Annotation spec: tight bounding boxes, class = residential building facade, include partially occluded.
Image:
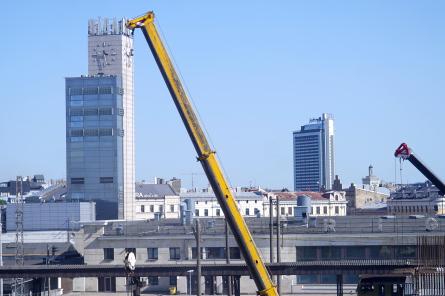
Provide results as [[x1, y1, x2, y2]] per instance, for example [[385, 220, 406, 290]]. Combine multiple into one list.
[[265, 191, 347, 218], [135, 183, 180, 220], [181, 189, 264, 218], [293, 113, 335, 191], [387, 182, 445, 215]]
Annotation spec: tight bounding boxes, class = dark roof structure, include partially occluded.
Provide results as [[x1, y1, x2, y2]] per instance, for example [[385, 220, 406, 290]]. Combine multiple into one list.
[[135, 183, 177, 199]]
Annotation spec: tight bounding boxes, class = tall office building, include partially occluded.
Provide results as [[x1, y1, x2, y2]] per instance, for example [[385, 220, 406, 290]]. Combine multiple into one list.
[[293, 113, 335, 191], [66, 18, 135, 220]]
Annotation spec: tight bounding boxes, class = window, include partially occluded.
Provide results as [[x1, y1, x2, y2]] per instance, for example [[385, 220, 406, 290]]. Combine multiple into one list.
[[216, 209, 221, 216], [169, 247, 180, 260], [84, 108, 98, 116], [84, 128, 99, 136], [288, 207, 292, 215], [207, 247, 225, 259], [70, 88, 82, 96], [147, 248, 158, 260], [70, 121, 83, 128], [150, 205, 154, 212], [323, 206, 327, 214], [99, 128, 113, 136], [99, 86, 112, 94], [141, 205, 145, 213], [169, 276, 177, 286], [70, 109, 83, 116], [195, 209, 199, 216], [103, 248, 114, 260], [148, 276, 159, 285], [170, 205, 174, 212], [98, 277, 116, 292], [335, 206, 339, 214], [70, 100, 83, 107], [280, 207, 285, 215], [204, 209, 209, 216], [245, 208, 250, 216], [159, 205, 163, 213], [70, 115, 83, 122], [191, 247, 203, 259], [71, 177, 84, 184], [229, 247, 241, 259], [84, 87, 98, 95], [100, 177, 113, 184], [70, 129, 84, 137], [316, 207, 320, 215]]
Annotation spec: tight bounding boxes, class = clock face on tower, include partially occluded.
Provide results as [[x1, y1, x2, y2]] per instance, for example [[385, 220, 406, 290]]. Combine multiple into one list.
[[91, 42, 118, 72]]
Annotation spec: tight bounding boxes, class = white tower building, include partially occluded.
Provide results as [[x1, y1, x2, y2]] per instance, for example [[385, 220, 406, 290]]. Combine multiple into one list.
[[88, 18, 135, 220]]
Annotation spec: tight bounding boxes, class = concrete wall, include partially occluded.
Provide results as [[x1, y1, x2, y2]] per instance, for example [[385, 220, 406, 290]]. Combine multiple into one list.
[[6, 202, 95, 231]]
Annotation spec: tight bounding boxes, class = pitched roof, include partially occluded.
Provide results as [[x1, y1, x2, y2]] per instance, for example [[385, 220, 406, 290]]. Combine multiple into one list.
[[135, 183, 177, 198]]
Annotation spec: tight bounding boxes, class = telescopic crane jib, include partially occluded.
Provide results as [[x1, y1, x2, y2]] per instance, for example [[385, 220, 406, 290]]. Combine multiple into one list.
[[394, 143, 445, 195], [126, 11, 278, 296]]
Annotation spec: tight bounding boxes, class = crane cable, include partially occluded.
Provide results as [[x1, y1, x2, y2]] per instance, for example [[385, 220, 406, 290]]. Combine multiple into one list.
[[155, 18, 237, 191]]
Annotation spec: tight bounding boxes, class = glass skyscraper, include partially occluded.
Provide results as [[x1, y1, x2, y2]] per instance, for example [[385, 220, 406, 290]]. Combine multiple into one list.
[[293, 113, 335, 191], [66, 76, 124, 220], [66, 18, 135, 220]]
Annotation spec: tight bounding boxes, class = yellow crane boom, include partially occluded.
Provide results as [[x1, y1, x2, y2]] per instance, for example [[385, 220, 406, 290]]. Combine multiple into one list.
[[127, 11, 278, 296]]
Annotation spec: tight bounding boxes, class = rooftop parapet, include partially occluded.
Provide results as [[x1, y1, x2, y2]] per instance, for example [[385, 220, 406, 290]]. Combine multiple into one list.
[[88, 17, 132, 37]]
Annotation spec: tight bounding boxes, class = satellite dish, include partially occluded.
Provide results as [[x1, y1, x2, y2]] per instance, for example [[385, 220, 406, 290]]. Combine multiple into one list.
[[124, 251, 136, 272], [426, 218, 439, 232]]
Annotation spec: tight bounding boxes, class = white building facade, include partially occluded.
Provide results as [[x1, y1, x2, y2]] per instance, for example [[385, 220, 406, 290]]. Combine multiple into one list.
[[181, 190, 264, 218], [88, 18, 135, 220], [135, 183, 180, 220], [264, 191, 347, 217]]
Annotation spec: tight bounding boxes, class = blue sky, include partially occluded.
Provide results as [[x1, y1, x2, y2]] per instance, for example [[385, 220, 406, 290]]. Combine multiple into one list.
[[0, 1, 444, 189]]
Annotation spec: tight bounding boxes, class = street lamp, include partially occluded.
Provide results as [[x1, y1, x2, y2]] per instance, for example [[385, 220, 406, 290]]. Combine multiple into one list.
[[186, 269, 194, 296]]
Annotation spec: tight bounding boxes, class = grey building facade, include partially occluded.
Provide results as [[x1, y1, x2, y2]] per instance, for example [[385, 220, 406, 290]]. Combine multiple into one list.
[[66, 18, 135, 220], [70, 216, 427, 295], [6, 202, 95, 231], [66, 76, 124, 220], [293, 113, 335, 191]]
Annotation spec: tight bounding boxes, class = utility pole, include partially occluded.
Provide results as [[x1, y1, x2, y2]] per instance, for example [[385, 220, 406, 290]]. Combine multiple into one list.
[[269, 196, 274, 264], [47, 244, 51, 296], [225, 221, 232, 296], [193, 220, 202, 296], [276, 197, 281, 294], [14, 176, 24, 296]]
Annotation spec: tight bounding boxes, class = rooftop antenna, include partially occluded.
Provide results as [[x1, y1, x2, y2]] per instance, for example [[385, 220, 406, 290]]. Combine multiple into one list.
[[14, 176, 24, 296]]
